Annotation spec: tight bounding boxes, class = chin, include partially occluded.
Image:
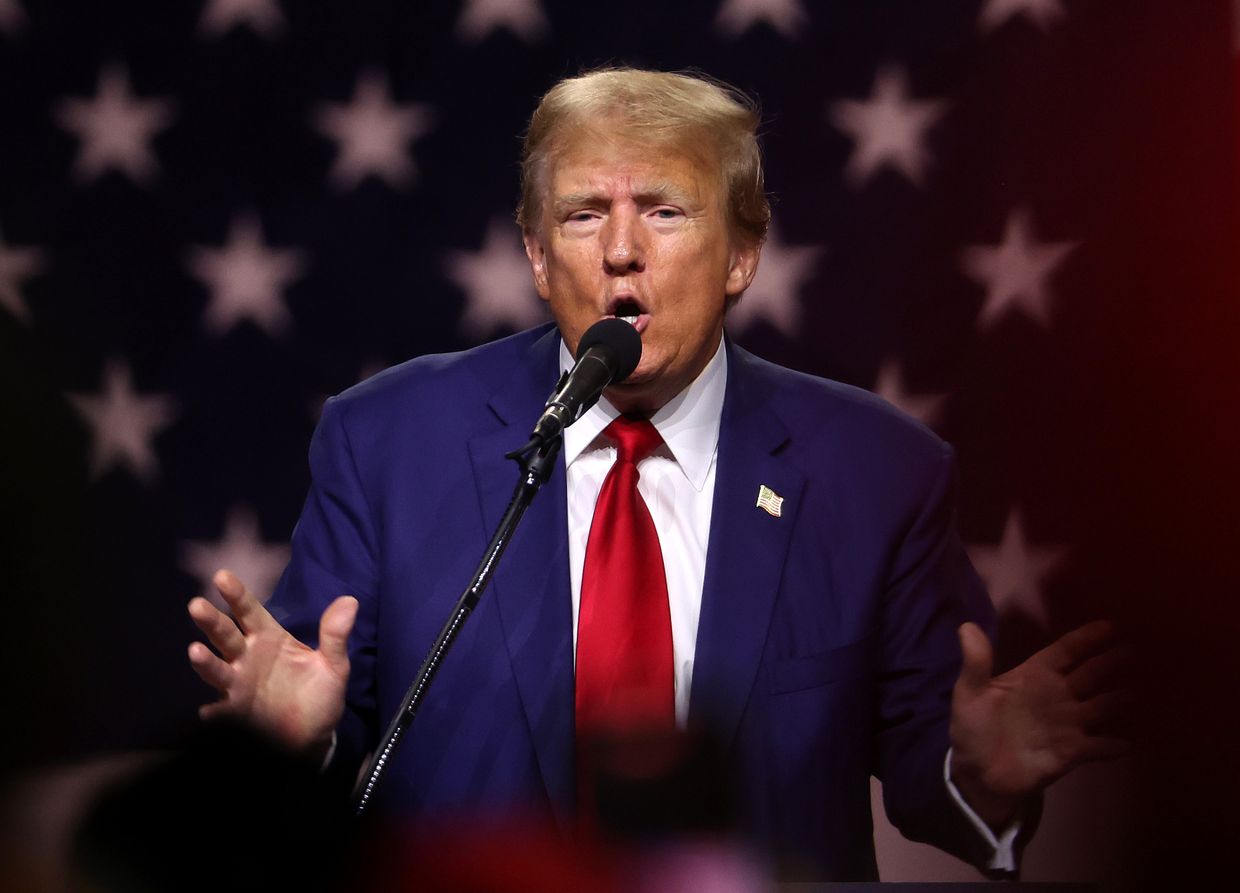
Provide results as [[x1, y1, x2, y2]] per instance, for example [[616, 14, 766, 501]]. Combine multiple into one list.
[[621, 361, 660, 388], [605, 373, 652, 402]]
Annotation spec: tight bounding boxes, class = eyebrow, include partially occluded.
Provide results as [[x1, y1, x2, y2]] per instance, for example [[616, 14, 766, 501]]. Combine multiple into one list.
[[552, 182, 697, 215], [551, 192, 603, 211], [638, 182, 695, 205]]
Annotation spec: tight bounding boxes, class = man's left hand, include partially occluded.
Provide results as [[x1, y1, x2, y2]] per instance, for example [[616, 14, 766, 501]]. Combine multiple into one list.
[[948, 620, 1130, 829]]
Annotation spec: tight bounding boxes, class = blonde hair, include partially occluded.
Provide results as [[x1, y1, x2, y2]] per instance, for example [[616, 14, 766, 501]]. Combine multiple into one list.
[[517, 68, 770, 244]]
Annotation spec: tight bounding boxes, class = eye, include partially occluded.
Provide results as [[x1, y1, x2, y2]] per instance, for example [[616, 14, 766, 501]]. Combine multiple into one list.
[[649, 206, 685, 222]]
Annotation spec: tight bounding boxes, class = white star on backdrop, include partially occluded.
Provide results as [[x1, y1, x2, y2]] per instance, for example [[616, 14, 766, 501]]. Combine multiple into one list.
[[456, 0, 548, 43], [0, 229, 45, 322], [872, 359, 947, 428], [68, 360, 177, 484], [197, 0, 286, 39], [187, 214, 306, 337], [829, 66, 947, 189], [446, 217, 547, 339], [728, 223, 822, 338], [313, 72, 434, 191], [714, 0, 808, 39], [979, 0, 1067, 33], [54, 64, 175, 186], [0, 0, 26, 35], [968, 508, 1068, 628], [181, 506, 291, 609], [961, 207, 1078, 331]]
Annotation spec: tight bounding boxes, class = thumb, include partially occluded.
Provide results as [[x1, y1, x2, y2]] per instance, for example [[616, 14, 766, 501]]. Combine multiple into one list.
[[319, 595, 358, 672], [956, 622, 993, 694]]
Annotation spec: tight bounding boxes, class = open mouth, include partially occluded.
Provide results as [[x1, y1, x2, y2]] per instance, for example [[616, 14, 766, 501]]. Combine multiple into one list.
[[614, 299, 640, 324], [607, 297, 650, 333]]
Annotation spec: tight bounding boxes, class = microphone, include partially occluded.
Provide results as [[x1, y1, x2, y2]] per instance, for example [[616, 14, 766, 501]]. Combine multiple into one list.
[[531, 318, 642, 443]]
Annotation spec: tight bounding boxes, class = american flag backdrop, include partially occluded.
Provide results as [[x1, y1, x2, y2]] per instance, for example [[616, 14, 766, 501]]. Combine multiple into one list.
[[1, 0, 1237, 886]]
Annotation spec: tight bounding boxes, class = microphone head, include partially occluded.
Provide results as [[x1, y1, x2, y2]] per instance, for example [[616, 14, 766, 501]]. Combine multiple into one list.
[[576, 318, 642, 383]]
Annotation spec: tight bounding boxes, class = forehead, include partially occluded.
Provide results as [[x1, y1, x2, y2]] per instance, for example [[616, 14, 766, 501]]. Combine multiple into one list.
[[544, 128, 722, 199]]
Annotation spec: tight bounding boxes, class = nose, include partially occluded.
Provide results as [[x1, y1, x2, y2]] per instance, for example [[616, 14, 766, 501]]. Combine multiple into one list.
[[601, 207, 645, 274]]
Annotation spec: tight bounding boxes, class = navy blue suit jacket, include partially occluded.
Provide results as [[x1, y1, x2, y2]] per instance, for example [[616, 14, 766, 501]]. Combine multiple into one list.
[[270, 324, 998, 879]]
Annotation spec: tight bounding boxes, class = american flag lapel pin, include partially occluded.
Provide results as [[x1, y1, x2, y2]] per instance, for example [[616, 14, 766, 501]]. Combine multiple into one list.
[[756, 484, 784, 518]]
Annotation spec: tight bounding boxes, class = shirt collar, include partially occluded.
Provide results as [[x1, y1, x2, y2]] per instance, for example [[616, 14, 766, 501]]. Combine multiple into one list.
[[560, 333, 727, 492]]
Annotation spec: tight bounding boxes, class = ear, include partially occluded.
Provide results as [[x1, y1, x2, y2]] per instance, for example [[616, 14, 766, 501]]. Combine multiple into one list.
[[522, 228, 552, 302], [724, 238, 761, 299]]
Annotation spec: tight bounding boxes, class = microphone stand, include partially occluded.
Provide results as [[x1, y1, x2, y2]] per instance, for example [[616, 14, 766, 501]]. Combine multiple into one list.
[[351, 429, 564, 816]]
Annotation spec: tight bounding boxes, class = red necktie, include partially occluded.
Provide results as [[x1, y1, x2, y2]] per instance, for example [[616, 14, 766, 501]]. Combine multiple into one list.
[[575, 417, 675, 734]]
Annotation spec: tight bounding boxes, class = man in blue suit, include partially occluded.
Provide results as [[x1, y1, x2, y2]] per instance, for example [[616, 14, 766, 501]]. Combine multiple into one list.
[[187, 69, 1124, 880]]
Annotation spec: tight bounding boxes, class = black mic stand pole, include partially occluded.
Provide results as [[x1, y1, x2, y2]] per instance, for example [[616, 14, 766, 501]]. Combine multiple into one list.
[[351, 429, 563, 816]]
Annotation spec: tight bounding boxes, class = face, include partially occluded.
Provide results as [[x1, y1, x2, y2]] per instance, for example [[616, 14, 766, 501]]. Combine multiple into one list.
[[523, 129, 760, 415]]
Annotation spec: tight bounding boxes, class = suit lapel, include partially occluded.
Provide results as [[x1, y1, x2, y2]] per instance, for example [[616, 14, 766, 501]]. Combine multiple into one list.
[[467, 329, 576, 827], [690, 343, 806, 748]]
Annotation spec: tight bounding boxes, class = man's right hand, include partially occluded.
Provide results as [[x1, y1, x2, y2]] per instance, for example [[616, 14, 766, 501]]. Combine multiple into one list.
[[187, 568, 357, 759]]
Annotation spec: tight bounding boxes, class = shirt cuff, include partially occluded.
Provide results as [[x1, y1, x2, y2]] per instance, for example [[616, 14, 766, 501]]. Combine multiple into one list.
[[943, 748, 1021, 873], [319, 730, 338, 773]]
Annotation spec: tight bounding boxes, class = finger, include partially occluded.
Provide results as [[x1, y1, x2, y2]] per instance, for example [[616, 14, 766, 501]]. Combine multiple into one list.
[[198, 700, 233, 722], [956, 623, 993, 694], [213, 568, 277, 635], [187, 641, 235, 692], [1079, 689, 1136, 731], [1066, 646, 1132, 700], [187, 597, 246, 661], [1047, 620, 1117, 672], [319, 595, 358, 675]]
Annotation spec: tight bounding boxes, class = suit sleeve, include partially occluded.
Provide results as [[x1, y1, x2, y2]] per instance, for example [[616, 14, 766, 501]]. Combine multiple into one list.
[[267, 394, 382, 780], [871, 442, 1025, 869]]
